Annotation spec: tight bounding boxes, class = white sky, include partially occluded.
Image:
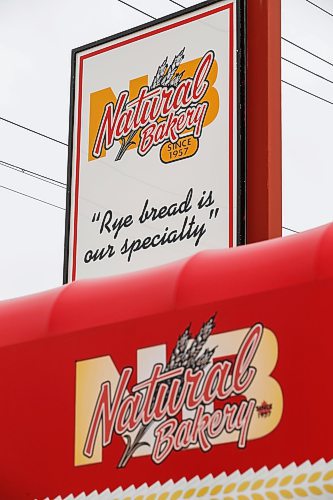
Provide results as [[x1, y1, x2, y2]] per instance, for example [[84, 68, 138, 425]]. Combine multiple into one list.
[[0, 0, 332, 300]]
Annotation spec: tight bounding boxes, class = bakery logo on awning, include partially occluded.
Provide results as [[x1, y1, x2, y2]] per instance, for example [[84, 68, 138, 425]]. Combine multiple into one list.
[[75, 316, 283, 468], [89, 48, 219, 164]]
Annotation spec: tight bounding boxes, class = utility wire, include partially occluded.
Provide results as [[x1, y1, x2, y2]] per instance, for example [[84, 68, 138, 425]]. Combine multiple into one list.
[[282, 80, 333, 104], [0, 184, 65, 211], [113, 5, 333, 106], [282, 57, 333, 84], [117, 0, 333, 77], [305, 0, 333, 17], [0, 1, 325, 222], [283, 226, 299, 234], [0, 116, 68, 146], [167, 1, 333, 73], [2, 7, 331, 157], [0, 159, 66, 189], [109, 1, 315, 241], [169, 0, 186, 8], [282, 37, 333, 67], [117, 0, 156, 19]]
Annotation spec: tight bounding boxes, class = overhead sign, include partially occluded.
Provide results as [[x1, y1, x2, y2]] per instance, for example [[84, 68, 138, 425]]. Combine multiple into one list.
[[64, 0, 246, 282]]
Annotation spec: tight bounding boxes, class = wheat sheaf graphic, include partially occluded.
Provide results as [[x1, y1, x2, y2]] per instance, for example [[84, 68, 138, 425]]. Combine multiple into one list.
[[117, 314, 216, 468], [206, 468, 333, 499], [115, 48, 185, 161]]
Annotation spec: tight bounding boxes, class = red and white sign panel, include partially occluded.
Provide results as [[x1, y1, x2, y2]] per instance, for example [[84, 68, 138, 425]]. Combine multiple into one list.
[[64, 0, 246, 283]]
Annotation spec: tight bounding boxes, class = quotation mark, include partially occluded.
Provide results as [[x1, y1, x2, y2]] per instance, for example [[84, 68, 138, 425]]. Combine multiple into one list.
[[92, 212, 101, 223], [209, 208, 219, 219]]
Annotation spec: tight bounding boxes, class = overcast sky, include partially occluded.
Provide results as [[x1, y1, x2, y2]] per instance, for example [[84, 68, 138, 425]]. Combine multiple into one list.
[[0, 0, 332, 300]]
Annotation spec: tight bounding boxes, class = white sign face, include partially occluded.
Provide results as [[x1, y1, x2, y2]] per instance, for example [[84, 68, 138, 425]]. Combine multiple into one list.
[[65, 0, 245, 282]]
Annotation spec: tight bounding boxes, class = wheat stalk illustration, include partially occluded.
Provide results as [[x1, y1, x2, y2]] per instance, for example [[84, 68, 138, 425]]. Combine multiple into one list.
[[204, 466, 333, 499], [117, 314, 216, 468], [115, 48, 185, 161]]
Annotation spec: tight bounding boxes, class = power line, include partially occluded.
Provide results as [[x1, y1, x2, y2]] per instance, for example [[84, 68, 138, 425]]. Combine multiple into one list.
[[283, 226, 299, 234], [282, 37, 333, 67], [282, 80, 333, 105], [306, 0, 333, 17], [116, 1, 333, 107], [0, 184, 65, 210], [282, 57, 333, 84], [169, 0, 185, 7], [117, 0, 156, 19], [0, 2, 326, 222], [0, 159, 66, 189], [115, 0, 333, 75], [0, 116, 68, 146]]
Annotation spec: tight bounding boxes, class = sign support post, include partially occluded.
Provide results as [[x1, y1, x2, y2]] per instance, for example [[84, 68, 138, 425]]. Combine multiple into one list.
[[247, 0, 282, 243]]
